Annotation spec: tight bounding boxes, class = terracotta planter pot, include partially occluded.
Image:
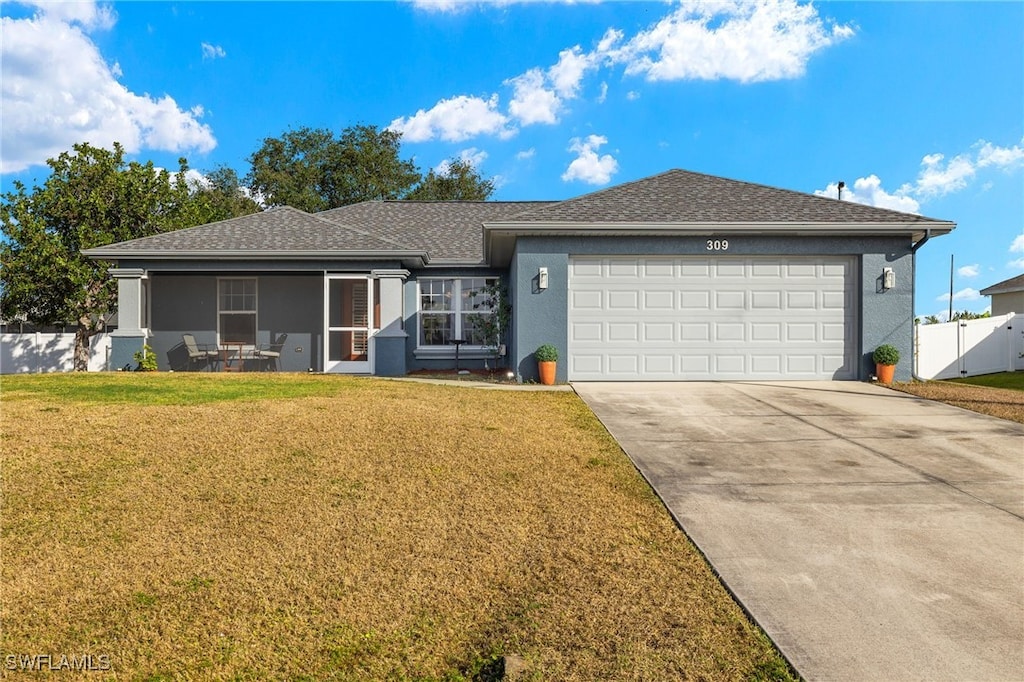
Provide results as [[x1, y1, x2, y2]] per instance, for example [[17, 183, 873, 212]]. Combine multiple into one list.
[[538, 360, 556, 385], [876, 363, 896, 384]]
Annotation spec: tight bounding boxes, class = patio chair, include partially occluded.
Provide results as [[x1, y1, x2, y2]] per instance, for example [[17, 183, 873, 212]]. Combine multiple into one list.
[[182, 334, 218, 371], [254, 333, 288, 371]]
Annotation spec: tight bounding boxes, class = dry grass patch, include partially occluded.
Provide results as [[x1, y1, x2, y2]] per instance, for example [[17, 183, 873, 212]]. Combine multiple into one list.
[[1, 375, 792, 680], [891, 378, 1024, 424]]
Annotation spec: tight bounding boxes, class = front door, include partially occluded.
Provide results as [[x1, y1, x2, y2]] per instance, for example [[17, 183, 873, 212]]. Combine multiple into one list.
[[324, 275, 378, 373]]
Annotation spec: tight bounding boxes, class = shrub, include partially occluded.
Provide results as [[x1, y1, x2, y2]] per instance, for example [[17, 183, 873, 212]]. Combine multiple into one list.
[[534, 344, 559, 362], [872, 344, 900, 366], [134, 344, 158, 371]]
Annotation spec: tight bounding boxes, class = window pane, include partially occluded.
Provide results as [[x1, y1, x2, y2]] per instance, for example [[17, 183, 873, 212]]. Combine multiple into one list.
[[462, 312, 492, 346], [420, 279, 453, 312], [221, 313, 255, 344], [420, 313, 454, 345]]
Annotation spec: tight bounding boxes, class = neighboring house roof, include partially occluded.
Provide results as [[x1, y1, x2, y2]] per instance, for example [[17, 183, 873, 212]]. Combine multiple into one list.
[[319, 200, 553, 263], [980, 273, 1024, 296], [85, 169, 956, 267]]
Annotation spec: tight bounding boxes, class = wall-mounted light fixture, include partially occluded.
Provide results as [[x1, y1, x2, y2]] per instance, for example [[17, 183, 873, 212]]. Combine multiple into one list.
[[538, 266, 549, 290], [882, 267, 895, 291]]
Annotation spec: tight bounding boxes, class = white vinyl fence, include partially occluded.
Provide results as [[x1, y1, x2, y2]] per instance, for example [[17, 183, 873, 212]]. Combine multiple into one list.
[[0, 332, 112, 374], [915, 313, 1024, 380]]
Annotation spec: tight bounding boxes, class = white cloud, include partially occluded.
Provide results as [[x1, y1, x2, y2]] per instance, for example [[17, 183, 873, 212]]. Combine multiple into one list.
[[548, 45, 593, 98], [976, 140, 1024, 169], [388, 94, 513, 142], [815, 138, 1024, 215], [506, 69, 560, 126], [561, 134, 618, 185], [937, 287, 982, 303], [1008, 257, 1024, 271], [436, 147, 489, 175], [626, 90, 640, 101], [1, 2, 216, 173], [957, 264, 980, 278], [1008, 234, 1024, 253], [515, 147, 536, 161], [393, 0, 850, 144], [814, 175, 920, 214], [201, 42, 226, 60], [608, 0, 854, 83]]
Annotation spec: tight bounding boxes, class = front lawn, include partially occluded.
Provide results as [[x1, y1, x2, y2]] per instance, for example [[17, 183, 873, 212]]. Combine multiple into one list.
[[0, 374, 792, 680], [892, 372, 1024, 424]]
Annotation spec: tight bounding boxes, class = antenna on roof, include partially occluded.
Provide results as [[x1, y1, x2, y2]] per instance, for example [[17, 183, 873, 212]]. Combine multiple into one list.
[[837, 181, 845, 200]]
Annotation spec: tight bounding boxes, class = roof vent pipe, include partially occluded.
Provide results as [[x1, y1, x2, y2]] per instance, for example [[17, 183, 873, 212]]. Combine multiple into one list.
[[837, 181, 845, 200]]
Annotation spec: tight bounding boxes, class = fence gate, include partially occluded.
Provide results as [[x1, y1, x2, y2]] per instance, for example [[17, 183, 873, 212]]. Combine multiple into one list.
[[915, 313, 1022, 380]]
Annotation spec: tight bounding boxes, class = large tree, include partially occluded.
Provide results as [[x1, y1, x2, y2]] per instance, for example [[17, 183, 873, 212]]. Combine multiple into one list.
[[246, 124, 496, 211], [407, 158, 495, 201], [247, 125, 421, 212], [185, 165, 261, 224], [1, 142, 208, 370]]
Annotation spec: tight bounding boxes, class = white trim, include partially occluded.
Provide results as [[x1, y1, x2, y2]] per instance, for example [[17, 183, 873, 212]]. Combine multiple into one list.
[[415, 277, 496, 352], [216, 276, 258, 347], [324, 274, 375, 374]]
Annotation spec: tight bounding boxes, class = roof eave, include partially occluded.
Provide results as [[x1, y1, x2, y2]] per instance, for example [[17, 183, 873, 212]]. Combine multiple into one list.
[[84, 248, 430, 267], [481, 220, 957, 266]]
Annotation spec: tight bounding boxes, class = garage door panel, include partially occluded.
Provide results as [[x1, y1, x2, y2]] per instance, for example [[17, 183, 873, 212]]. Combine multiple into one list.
[[570, 321, 603, 342], [571, 290, 603, 309], [715, 323, 745, 342], [568, 256, 857, 381], [644, 261, 674, 277], [715, 291, 745, 309], [643, 322, 675, 342], [608, 322, 639, 342], [644, 290, 675, 309], [681, 291, 711, 309], [607, 290, 640, 309], [608, 261, 639, 277], [751, 290, 782, 309]]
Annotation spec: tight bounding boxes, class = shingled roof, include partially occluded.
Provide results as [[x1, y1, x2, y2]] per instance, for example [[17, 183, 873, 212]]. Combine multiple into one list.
[[319, 201, 552, 262], [980, 273, 1024, 296], [85, 206, 415, 258], [86, 168, 955, 266], [501, 169, 950, 225]]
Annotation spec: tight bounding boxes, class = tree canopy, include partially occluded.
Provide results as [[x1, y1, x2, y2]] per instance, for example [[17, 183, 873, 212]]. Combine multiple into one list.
[[246, 125, 494, 210], [407, 158, 495, 201], [0, 142, 250, 370]]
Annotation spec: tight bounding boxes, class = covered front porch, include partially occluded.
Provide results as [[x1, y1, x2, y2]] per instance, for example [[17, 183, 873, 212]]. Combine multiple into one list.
[[108, 267, 410, 374]]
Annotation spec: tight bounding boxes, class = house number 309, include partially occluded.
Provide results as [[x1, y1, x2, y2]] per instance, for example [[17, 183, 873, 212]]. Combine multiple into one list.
[[706, 239, 729, 251]]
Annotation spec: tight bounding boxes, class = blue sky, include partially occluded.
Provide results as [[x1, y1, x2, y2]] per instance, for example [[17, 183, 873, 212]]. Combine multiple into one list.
[[2, 1, 1022, 319]]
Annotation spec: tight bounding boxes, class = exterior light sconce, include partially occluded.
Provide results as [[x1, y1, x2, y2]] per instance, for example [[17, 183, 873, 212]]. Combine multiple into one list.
[[882, 267, 895, 291], [538, 266, 549, 289]]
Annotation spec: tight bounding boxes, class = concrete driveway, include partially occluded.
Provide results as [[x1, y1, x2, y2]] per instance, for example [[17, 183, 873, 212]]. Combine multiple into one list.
[[574, 381, 1024, 682]]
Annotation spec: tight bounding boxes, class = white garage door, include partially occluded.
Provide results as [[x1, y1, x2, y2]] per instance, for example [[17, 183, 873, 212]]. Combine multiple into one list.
[[568, 256, 858, 381]]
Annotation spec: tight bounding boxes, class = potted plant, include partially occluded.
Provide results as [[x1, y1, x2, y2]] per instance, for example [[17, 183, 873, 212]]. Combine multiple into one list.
[[872, 344, 900, 384], [535, 344, 559, 385]]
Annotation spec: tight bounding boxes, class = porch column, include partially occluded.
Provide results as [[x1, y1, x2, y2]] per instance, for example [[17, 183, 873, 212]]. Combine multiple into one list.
[[108, 268, 146, 371], [372, 269, 409, 376]]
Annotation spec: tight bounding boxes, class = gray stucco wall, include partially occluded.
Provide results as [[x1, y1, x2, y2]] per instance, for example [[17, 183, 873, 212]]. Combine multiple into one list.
[[509, 234, 917, 382], [148, 273, 322, 372]]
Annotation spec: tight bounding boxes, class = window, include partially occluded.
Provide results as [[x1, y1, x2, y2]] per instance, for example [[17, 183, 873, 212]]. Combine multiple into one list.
[[418, 278, 496, 346], [218, 278, 257, 345]]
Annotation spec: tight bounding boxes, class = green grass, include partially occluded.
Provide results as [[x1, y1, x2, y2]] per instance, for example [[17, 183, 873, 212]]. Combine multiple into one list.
[[948, 371, 1024, 391], [0, 372, 353, 405]]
